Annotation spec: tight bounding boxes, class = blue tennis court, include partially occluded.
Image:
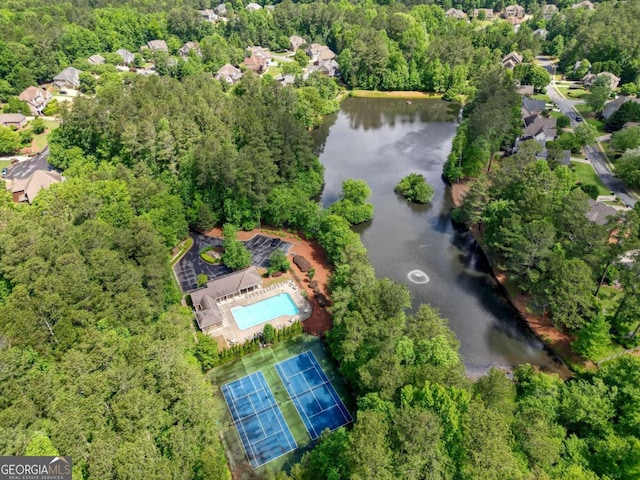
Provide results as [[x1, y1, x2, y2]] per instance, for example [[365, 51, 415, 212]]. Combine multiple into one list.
[[275, 351, 352, 440], [221, 371, 297, 469]]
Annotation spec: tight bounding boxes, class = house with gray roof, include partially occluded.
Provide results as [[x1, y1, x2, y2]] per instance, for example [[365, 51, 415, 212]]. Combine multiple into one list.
[[199, 9, 220, 22], [179, 42, 201, 59], [522, 97, 546, 116], [116, 48, 135, 65], [53, 67, 82, 89], [501, 51, 523, 69], [587, 200, 618, 225], [602, 96, 640, 120], [542, 4, 558, 20], [190, 267, 262, 333], [246, 2, 262, 11], [214, 4, 227, 16], [583, 71, 620, 91]]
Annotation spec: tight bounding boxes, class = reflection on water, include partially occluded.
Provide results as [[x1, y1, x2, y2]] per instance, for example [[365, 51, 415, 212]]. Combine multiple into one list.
[[314, 97, 562, 374]]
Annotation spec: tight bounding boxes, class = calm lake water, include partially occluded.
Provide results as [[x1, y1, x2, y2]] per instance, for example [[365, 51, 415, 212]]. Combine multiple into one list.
[[313, 97, 562, 375]]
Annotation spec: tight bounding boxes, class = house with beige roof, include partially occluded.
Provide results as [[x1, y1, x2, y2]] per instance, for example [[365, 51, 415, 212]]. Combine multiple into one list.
[[147, 40, 169, 53], [215, 64, 243, 84], [445, 8, 467, 20], [289, 35, 306, 52], [19, 87, 52, 115], [501, 51, 523, 69], [88, 54, 105, 65], [6, 170, 63, 204], [0, 113, 27, 128], [504, 4, 525, 18]]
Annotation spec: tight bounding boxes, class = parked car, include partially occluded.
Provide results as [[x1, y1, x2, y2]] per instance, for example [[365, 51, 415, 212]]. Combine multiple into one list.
[[575, 116, 583, 122], [1, 168, 7, 177]]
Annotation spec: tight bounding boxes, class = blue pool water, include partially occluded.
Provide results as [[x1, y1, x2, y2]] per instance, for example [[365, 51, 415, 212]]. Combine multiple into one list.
[[231, 293, 300, 330]]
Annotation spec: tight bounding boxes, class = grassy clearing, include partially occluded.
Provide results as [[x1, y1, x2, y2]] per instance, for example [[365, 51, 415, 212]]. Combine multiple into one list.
[[31, 119, 60, 150], [532, 93, 552, 103], [349, 90, 443, 99], [556, 85, 589, 99], [210, 335, 354, 475], [0, 159, 11, 169], [571, 161, 610, 195], [549, 110, 565, 119]]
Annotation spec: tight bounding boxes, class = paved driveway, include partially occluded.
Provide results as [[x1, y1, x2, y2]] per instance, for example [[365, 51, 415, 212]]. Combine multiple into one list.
[[174, 233, 293, 292]]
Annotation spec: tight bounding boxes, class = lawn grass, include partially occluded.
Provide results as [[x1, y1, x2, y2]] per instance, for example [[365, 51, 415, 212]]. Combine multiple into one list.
[[210, 334, 354, 476], [556, 85, 589, 99], [531, 92, 552, 103], [31, 119, 59, 150], [571, 161, 610, 195], [549, 110, 565, 119], [0, 159, 11, 169]]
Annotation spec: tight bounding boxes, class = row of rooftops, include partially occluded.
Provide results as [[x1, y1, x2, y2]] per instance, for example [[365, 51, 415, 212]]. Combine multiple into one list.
[[445, 1, 594, 21]]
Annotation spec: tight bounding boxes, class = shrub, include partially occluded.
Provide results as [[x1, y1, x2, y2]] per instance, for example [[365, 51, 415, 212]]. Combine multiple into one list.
[[262, 324, 276, 344], [578, 183, 599, 200], [267, 249, 290, 275], [557, 115, 571, 128], [394, 173, 435, 203], [197, 273, 208, 287]]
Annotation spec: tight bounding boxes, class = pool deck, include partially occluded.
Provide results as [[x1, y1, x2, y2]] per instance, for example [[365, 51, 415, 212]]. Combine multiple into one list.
[[208, 280, 312, 348]]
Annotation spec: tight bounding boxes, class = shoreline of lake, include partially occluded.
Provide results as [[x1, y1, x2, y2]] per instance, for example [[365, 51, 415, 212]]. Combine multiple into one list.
[[451, 181, 576, 378]]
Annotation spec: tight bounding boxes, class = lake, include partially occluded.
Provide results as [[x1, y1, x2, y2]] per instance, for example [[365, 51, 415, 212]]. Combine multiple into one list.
[[313, 97, 562, 376]]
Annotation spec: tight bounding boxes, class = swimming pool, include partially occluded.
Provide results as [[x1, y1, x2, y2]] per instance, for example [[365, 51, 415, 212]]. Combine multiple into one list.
[[231, 293, 300, 330]]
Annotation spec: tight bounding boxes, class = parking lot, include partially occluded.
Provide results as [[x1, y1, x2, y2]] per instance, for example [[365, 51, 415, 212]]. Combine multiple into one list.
[[174, 233, 293, 292]]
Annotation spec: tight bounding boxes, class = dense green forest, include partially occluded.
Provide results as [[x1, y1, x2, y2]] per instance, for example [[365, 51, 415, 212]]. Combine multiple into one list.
[[2, 0, 640, 479]]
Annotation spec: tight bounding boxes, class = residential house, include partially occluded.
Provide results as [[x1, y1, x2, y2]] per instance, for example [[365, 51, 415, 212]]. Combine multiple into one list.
[[53, 67, 82, 89], [504, 4, 525, 18], [583, 71, 620, 90], [6, 170, 63, 204], [501, 51, 523, 69], [18, 87, 52, 115], [179, 42, 202, 59], [242, 55, 267, 73], [289, 35, 306, 52], [198, 9, 220, 22], [214, 4, 227, 16], [0, 113, 27, 128], [505, 16, 525, 31], [317, 59, 340, 78], [472, 8, 495, 19], [533, 28, 548, 39], [246, 2, 262, 11], [147, 40, 169, 53], [542, 3, 558, 20], [445, 8, 467, 20], [522, 114, 557, 143], [587, 200, 618, 225], [522, 97, 546, 116], [572, 0, 595, 10], [247, 46, 271, 62], [88, 54, 105, 65], [215, 63, 243, 84], [190, 267, 262, 333], [116, 48, 135, 65], [306, 44, 336, 65], [602, 96, 640, 120]]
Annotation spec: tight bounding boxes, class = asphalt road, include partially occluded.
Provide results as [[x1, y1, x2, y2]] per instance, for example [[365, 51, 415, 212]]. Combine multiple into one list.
[[537, 57, 637, 207], [3, 146, 51, 180]]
